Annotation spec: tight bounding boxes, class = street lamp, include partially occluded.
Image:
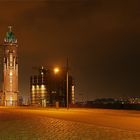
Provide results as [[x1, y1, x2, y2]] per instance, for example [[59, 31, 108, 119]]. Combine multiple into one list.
[[54, 67, 60, 74], [66, 67, 69, 109], [66, 58, 69, 110]]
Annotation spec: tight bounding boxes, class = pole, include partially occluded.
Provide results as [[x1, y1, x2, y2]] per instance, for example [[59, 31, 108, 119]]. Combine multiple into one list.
[[66, 57, 69, 109]]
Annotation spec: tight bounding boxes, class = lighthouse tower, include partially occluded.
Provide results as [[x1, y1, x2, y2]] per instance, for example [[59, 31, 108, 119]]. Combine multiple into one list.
[[3, 26, 18, 106]]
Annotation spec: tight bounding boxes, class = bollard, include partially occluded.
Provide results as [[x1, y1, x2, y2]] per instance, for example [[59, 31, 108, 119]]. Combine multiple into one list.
[[56, 101, 59, 109]]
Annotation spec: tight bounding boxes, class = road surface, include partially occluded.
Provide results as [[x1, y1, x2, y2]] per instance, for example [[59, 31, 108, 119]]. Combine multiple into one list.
[[0, 107, 140, 140]]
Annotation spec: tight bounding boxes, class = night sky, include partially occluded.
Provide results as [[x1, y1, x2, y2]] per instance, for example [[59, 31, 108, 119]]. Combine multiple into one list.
[[0, 0, 140, 101]]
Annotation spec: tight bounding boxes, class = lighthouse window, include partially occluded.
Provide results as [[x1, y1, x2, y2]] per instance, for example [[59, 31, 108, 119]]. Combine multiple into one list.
[[10, 53, 13, 62], [9, 53, 13, 67], [10, 72, 12, 76], [10, 77, 12, 83], [10, 62, 12, 67]]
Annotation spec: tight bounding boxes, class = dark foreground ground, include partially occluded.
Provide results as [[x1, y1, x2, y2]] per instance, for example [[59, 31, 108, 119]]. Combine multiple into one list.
[[0, 107, 140, 140]]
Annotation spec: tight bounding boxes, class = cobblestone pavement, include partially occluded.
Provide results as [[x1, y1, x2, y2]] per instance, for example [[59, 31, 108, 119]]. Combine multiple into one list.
[[0, 108, 140, 140]]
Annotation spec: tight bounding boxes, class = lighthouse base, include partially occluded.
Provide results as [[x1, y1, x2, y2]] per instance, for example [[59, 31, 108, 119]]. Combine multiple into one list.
[[4, 92, 18, 106]]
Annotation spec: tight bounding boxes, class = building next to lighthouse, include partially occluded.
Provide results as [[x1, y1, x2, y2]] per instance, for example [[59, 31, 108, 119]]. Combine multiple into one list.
[[2, 26, 19, 106], [30, 66, 75, 107]]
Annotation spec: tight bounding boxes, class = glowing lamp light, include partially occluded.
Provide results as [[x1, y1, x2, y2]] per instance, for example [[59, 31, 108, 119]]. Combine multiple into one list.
[[54, 67, 60, 74]]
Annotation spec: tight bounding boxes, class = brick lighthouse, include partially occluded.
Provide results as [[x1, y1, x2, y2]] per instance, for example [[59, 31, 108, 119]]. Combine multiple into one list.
[[3, 26, 19, 106]]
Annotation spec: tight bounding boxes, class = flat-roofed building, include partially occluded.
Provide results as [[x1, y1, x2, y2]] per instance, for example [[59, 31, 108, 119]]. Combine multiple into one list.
[[30, 66, 75, 107]]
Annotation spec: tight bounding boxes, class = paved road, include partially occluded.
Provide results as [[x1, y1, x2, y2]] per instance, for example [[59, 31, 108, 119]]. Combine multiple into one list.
[[0, 107, 140, 140]]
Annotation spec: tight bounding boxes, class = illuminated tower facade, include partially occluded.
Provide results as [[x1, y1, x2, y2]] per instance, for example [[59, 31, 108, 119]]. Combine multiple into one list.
[[3, 27, 18, 106]]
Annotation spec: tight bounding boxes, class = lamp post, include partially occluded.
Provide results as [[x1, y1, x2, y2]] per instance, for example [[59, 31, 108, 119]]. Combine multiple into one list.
[[66, 58, 69, 110]]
